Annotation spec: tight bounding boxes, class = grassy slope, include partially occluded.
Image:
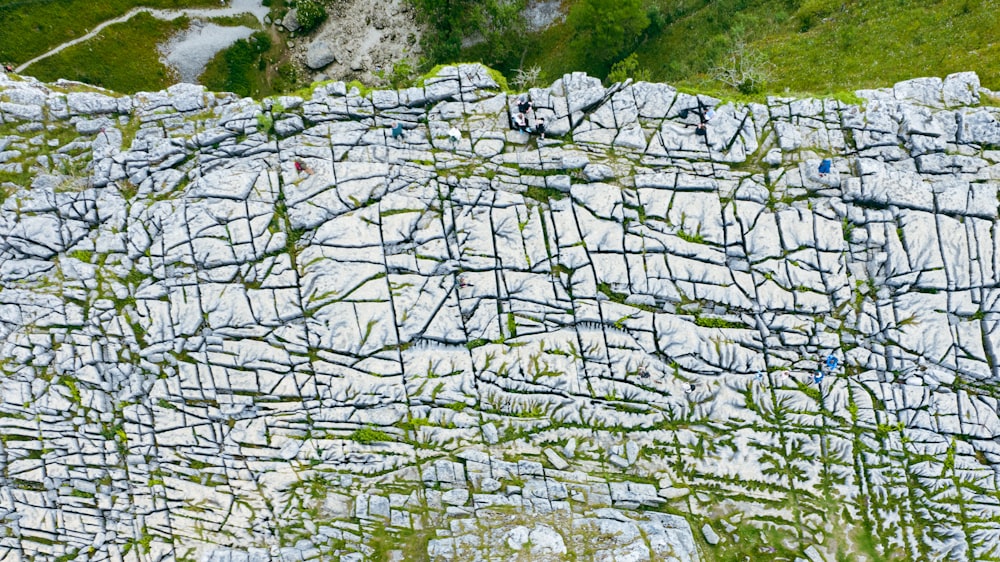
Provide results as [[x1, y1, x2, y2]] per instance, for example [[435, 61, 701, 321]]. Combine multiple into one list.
[[523, 0, 1000, 95], [0, 0, 216, 65], [28, 12, 190, 94]]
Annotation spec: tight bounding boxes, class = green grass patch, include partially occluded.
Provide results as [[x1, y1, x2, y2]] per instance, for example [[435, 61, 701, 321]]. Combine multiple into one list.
[[694, 316, 750, 329], [522, 185, 567, 204], [199, 30, 304, 98], [0, 0, 217, 65], [28, 12, 189, 94], [349, 426, 392, 444], [522, 0, 1000, 96]]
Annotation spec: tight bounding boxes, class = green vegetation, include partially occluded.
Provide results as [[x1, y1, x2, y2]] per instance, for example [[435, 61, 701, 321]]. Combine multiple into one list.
[[0, 0, 216, 65], [294, 0, 326, 33], [349, 426, 392, 444], [29, 13, 189, 93], [200, 31, 274, 97], [410, 0, 529, 72], [694, 316, 750, 329], [515, 0, 1000, 94], [566, 0, 650, 75]]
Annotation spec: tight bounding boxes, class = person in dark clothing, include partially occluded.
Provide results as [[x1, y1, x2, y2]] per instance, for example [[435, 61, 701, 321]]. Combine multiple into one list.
[[818, 158, 832, 176], [517, 97, 533, 115], [534, 118, 546, 139]]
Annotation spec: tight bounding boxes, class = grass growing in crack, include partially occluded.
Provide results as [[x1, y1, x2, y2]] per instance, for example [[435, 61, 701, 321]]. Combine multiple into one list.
[[694, 316, 750, 329], [349, 426, 392, 444], [522, 185, 567, 204]]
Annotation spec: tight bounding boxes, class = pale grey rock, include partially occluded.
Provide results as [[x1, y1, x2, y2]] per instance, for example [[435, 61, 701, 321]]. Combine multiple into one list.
[[583, 163, 613, 181], [306, 39, 337, 70], [166, 82, 208, 112], [1, 101, 44, 121], [0, 66, 998, 562], [442, 489, 469, 506], [66, 92, 119, 115], [702, 523, 720, 545], [528, 525, 567, 556], [543, 448, 569, 470], [625, 441, 639, 465], [943, 71, 981, 107], [274, 115, 304, 137], [894, 77, 944, 107], [282, 8, 301, 32], [481, 423, 499, 444]]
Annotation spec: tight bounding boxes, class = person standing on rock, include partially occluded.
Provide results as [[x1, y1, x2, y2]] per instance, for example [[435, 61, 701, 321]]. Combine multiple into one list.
[[448, 126, 461, 147], [390, 121, 406, 143]]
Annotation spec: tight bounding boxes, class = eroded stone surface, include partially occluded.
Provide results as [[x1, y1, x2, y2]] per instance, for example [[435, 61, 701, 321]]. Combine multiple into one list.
[[1, 65, 1000, 562]]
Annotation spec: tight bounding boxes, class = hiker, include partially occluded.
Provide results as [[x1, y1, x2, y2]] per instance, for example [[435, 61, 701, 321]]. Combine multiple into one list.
[[447, 126, 461, 146], [818, 158, 832, 177], [814, 371, 824, 385], [513, 112, 528, 132], [2, 64, 11, 73], [293, 160, 313, 175], [825, 354, 839, 370], [517, 96, 533, 116], [533, 118, 546, 139], [390, 120, 405, 142], [684, 382, 696, 393]]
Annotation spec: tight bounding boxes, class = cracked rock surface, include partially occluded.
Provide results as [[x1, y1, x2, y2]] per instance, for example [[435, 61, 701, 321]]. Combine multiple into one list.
[[1, 65, 1000, 561]]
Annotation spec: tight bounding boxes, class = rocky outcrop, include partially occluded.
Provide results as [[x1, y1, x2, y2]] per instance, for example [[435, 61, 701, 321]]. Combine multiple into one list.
[[1, 64, 1000, 561]]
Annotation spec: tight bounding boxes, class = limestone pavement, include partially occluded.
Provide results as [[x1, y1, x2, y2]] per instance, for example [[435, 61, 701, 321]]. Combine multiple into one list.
[[1, 64, 1000, 561]]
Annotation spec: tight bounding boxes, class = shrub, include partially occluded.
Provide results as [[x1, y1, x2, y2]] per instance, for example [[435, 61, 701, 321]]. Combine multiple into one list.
[[712, 38, 775, 95], [295, 0, 327, 33], [606, 53, 650, 85], [350, 427, 392, 444], [567, 0, 649, 73]]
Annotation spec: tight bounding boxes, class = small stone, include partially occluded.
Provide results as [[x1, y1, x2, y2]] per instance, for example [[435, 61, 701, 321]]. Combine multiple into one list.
[[481, 423, 498, 444], [562, 438, 577, 458], [658, 487, 690, 500], [702, 523, 721, 545], [625, 441, 639, 465], [543, 448, 569, 470], [281, 8, 301, 32]]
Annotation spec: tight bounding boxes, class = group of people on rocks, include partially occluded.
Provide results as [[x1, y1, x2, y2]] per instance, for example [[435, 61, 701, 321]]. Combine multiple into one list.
[[512, 96, 545, 138], [387, 120, 464, 148], [679, 101, 716, 136]]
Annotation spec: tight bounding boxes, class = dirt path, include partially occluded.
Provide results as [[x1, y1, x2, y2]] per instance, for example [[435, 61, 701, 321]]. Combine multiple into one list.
[[15, 0, 269, 74]]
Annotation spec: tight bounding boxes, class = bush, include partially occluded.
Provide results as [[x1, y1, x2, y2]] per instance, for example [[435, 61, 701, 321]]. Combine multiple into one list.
[[712, 38, 775, 95], [409, 0, 526, 70], [567, 0, 649, 74], [606, 53, 650, 85], [295, 0, 327, 33], [249, 31, 271, 54]]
